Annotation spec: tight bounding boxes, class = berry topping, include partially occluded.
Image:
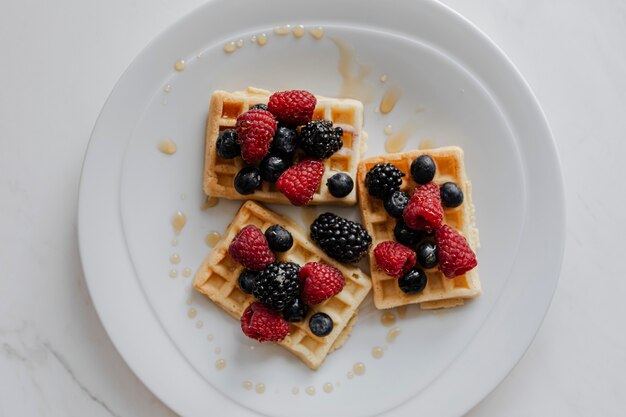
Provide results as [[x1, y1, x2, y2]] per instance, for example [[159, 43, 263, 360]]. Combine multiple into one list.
[[238, 269, 259, 294], [259, 154, 290, 183], [398, 268, 428, 294], [216, 129, 240, 159], [300, 120, 343, 159], [252, 262, 301, 311], [417, 241, 438, 269], [234, 166, 261, 195], [440, 182, 464, 208], [365, 163, 405, 200], [326, 172, 354, 198], [410, 155, 436, 184], [276, 158, 325, 206], [309, 312, 333, 337], [402, 182, 444, 232], [384, 190, 410, 218], [299, 262, 345, 305], [394, 220, 426, 246], [283, 298, 309, 323], [435, 225, 477, 278], [271, 125, 298, 156], [241, 302, 290, 342], [310, 213, 372, 263], [250, 103, 268, 111], [264, 224, 293, 252], [374, 241, 417, 278], [228, 225, 275, 271], [267, 90, 316, 126], [235, 109, 277, 164]]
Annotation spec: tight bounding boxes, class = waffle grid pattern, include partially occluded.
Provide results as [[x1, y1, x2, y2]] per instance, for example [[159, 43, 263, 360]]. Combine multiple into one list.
[[193, 201, 372, 369], [203, 88, 366, 206], [357, 146, 481, 310]]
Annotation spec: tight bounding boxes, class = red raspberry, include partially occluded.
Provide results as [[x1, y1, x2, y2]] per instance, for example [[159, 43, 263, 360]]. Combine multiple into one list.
[[228, 225, 275, 271], [235, 109, 277, 164], [276, 159, 324, 206], [435, 225, 477, 278], [373, 241, 417, 278], [240, 302, 290, 342], [299, 262, 345, 305], [402, 182, 444, 232], [267, 90, 316, 126]]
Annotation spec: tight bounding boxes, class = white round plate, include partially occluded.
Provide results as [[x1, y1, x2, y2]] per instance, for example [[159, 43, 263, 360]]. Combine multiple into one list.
[[78, 0, 564, 416]]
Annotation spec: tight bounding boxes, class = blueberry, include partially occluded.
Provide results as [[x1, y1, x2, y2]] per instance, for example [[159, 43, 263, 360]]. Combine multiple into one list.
[[265, 224, 293, 252], [250, 103, 268, 111], [283, 298, 309, 322], [271, 125, 298, 156], [440, 182, 464, 208], [260, 154, 290, 183], [327, 173, 354, 198], [238, 269, 259, 294], [410, 155, 436, 184], [417, 241, 438, 269], [234, 166, 261, 195], [384, 190, 410, 218], [398, 268, 428, 294], [309, 312, 333, 337], [394, 220, 425, 246], [216, 129, 240, 159]]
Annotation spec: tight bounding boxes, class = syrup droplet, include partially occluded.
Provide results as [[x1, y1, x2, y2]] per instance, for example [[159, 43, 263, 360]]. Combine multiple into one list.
[[196, 320, 204, 329], [419, 138, 434, 150], [164, 84, 172, 93], [292, 25, 305, 38], [385, 121, 417, 153], [380, 74, 388, 83], [330, 37, 376, 103], [305, 386, 316, 396], [201, 196, 219, 210], [255, 383, 266, 394], [380, 85, 402, 114], [292, 387, 299, 395], [273, 25, 291, 35], [250, 35, 257, 43], [182, 267, 192, 278], [169, 269, 178, 278], [223, 41, 237, 53], [243, 381, 253, 390], [372, 346, 384, 359], [158, 139, 177, 155], [186, 298, 193, 305], [309, 26, 324, 40], [196, 52, 203, 59], [171, 238, 178, 247], [387, 327, 401, 343], [346, 371, 354, 379], [187, 308, 197, 319], [323, 383, 333, 393], [397, 305, 408, 318], [171, 211, 186, 234], [215, 359, 226, 370], [214, 347, 222, 354], [380, 311, 397, 327], [384, 124, 394, 136], [353, 362, 366, 376], [207, 334, 214, 342], [205, 231, 221, 247], [174, 60, 186, 72], [236, 38, 244, 48], [170, 253, 181, 264], [257, 33, 268, 46]]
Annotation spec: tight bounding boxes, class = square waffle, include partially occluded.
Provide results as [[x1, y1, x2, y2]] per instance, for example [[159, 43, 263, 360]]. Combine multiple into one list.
[[193, 201, 372, 370], [357, 146, 481, 310], [203, 87, 366, 206]]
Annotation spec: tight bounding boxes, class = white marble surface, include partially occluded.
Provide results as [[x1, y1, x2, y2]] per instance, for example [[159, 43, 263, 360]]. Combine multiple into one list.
[[1, 0, 625, 416]]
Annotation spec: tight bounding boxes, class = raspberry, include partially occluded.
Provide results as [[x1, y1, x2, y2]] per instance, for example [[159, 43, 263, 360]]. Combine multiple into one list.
[[267, 90, 316, 126], [435, 225, 477, 278], [240, 302, 290, 342], [228, 225, 275, 271], [299, 262, 345, 305], [300, 120, 343, 159], [374, 241, 417, 278], [235, 109, 277, 164], [276, 159, 324, 206], [403, 182, 444, 232]]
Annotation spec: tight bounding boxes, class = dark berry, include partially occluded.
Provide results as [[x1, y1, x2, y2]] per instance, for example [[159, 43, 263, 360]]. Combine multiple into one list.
[[283, 298, 309, 322], [259, 154, 290, 183], [234, 166, 261, 195], [417, 241, 438, 269], [440, 182, 464, 208], [300, 120, 343, 159], [398, 268, 428, 294], [394, 220, 425, 246], [309, 312, 333, 336], [410, 155, 436, 184], [310, 213, 372, 263], [327, 173, 354, 198], [238, 269, 258, 294], [250, 103, 268, 111], [384, 190, 410, 218], [252, 262, 301, 311], [365, 163, 405, 200], [271, 125, 298, 156], [264, 225, 293, 252], [216, 129, 240, 159]]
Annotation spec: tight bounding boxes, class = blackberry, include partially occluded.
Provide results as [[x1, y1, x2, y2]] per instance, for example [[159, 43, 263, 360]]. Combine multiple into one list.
[[300, 120, 343, 159], [250, 103, 268, 111], [310, 213, 372, 263], [216, 129, 240, 159], [365, 163, 405, 200], [252, 262, 301, 311], [384, 190, 410, 218]]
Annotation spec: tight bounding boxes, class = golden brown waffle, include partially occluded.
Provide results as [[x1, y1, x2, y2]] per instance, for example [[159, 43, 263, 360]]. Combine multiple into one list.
[[357, 146, 481, 310], [203, 87, 366, 206], [193, 201, 372, 370]]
